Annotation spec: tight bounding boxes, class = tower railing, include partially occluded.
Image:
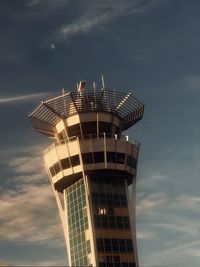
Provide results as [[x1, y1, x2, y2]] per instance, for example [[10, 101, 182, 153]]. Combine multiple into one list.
[[44, 133, 140, 154]]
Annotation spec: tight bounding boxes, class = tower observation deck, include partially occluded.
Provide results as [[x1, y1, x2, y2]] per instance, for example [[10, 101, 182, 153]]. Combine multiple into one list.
[[29, 81, 144, 267]]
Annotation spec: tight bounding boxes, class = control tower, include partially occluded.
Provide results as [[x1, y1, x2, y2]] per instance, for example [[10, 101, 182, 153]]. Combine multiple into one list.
[[29, 80, 144, 267]]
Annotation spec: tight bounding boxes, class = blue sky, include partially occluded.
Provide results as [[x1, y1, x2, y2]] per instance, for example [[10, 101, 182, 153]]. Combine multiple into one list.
[[0, 0, 200, 266]]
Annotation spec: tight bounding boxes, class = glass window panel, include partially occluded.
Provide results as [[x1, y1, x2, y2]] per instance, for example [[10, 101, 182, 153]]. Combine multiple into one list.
[[106, 256, 112, 263], [82, 153, 93, 164], [127, 155, 131, 167], [70, 155, 80, 166], [114, 256, 120, 263], [123, 216, 130, 228], [97, 245, 104, 252], [99, 193, 106, 200], [104, 239, 111, 245], [117, 153, 125, 164], [106, 194, 112, 200], [93, 205, 99, 214], [105, 245, 111, 252], [119, 239, 126, 245], [61, 158, 70, 169], [112, 246, 119, 252], [94, 215, 101, 227], [126, 239, 133, 252], [49, 166, 56, 177], [126, 239, 133, 246], [101, 220, 109, 228], [120, 195, 127, 201], [99, 122, 111, 133], [99, 256, 105, 263], [68, 124, 81, 137], [113, 194, 120, 206], [119, 246, 126, 252], [97, 238, 103, 246], [107, 152, 116, 163], [127, 246, 133, 252], [106, 199, 113, 205], [108, 207, 114, 215], [92, 193, 98, 199], [54, 162, 60, 174], [131, 157, 137, 169], [108, 215, 115, 223], [94, 152, 104, 163]]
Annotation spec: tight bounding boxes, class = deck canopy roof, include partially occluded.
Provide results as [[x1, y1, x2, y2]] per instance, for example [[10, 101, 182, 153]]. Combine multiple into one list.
[[29, 85, 144, 135]]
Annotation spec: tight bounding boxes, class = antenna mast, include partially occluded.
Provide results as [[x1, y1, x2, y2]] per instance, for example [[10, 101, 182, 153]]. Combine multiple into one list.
[[101, 74, 105, 88]]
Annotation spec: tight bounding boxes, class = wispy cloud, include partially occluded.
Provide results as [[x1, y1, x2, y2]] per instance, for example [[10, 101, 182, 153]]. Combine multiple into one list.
[[57, 0, 170, 41], [137, 147, 200, 266], [141, 239, 200, 267], [27, 0, 67, 7], [10, 258, 67, 266], [178, 75, 200, 92], [0, 144, 64, 247], [26, 0, 40, 6], [137, 208, 200, 266], [8, 156, 44, 174], [0, 261, 11, 266], [0, 184, 61, 243], [137, 192, 167, 212], [0, 92, 50, 104], [137, 230, 156, 240], [25, 0, 69, 16]]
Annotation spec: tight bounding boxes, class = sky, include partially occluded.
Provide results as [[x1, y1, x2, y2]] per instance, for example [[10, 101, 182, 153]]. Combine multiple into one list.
[[0, 0, 200, 266]]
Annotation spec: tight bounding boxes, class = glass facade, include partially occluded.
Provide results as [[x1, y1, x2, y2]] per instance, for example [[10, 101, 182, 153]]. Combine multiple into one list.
[[65, 178, 91, 266], [94, 215, 130, 229], [89, 176, 136, 267], [96, 238, 133, 253], [62, 175, 136, 267], [49, 152, 137, 177], [49, 155, 80, 176]]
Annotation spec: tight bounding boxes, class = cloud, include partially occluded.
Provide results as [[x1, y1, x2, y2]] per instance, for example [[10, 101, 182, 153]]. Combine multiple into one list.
[[26, 0, 67, 8], [26, 0, 40, 6], [178, 75, 200, 93], [142, 240, 200, 267], [0, 261, 11, 267], [11, 174, 46, 184], [136, 155, 200, 267], [12, 258, 67, 266], [0, 184, 59, 242], [8, 156, 44, 175], [183, 75, 200, 89], [137, 192, 167, 213], [0, 92, 51, 104], [25, 0, 69, 16], [57, 0, 170, 41], [137, 214, 200, 266], [187, 248, 200, 257], [137, 230, 155, 240], [174, 195, 200, 211], [0, 144, 64, 247]]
